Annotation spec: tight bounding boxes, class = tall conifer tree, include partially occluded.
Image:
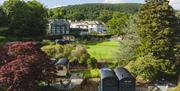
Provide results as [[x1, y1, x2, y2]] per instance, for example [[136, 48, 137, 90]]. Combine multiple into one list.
[[137, 0, 178, 61]]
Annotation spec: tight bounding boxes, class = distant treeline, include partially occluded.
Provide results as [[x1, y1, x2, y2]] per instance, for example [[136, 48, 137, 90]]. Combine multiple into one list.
[[49, 3, 141, 20]]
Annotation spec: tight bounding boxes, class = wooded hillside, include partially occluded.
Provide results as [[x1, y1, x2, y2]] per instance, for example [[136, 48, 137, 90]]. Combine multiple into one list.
[[50, 3, 141, 20]]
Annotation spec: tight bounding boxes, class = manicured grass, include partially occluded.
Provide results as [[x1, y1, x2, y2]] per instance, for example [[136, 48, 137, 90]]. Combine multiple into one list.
[[86, 41, 119, 61]]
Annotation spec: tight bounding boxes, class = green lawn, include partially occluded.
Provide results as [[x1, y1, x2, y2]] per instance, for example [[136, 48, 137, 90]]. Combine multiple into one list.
[[86, 41, 119, 61]]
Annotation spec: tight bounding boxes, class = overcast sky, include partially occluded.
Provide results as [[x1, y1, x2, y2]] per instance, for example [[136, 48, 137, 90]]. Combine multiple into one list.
[[0, 0, 180, 9]]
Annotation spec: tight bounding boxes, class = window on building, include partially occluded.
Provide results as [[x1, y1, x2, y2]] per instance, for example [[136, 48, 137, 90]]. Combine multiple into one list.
[[51, 25, 56, 34], [61, 26, 65, 34], [56, 26, 60, 34]]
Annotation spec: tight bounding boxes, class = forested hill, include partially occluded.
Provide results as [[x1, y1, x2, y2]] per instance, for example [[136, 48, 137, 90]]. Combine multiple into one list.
[[53, 3, 141, 20]]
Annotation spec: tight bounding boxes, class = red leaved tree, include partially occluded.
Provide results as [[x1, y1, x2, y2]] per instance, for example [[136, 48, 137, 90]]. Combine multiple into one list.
[[0, 42, 56, 91]]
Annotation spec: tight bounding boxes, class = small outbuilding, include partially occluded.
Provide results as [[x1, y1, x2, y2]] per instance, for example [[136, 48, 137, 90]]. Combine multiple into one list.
[[114, 67, 136, 91], [99, 68, 118, 91], [55, 58, 70, 77]]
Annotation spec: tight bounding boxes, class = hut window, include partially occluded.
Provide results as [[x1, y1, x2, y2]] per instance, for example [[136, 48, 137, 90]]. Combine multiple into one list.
[[57, 66, 63, 70]]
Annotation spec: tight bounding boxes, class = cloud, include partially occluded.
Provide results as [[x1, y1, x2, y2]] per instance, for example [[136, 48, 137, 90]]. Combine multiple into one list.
[[169, 0, 180, 9], [104, 0, 128, 3], [0, 0, 5, 5], [170, 0, 180, 4]]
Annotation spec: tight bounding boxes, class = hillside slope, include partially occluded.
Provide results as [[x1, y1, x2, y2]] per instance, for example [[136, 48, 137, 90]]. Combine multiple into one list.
[[55, 3, 141, 20]]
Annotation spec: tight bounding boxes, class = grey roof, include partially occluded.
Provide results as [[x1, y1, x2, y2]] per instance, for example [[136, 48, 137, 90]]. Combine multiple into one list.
[[100, 68, 117, 80], [49, 19, 70, 26], [113, 67, 134, 80], [70, 21, 104, 25], [55, 58, 69, 65]]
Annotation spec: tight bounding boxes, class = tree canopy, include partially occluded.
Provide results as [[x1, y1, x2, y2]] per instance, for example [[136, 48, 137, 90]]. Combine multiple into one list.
[[0, 7, 8, 27], [48, 7, 66, 19], [127, 0, 180, 81], [97, 10, 113, 23], [0, 42, 56, 91], [114, 15, 140, 66], [129, 54, 176, 81], [2, 0, 48, 37], [137, 0, 178, 61], [106, 12, 129, 35], [50, 3, 141, 20]]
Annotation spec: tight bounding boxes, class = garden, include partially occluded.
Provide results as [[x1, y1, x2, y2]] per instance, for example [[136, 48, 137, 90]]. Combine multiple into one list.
[[0, 0, 180, 91]]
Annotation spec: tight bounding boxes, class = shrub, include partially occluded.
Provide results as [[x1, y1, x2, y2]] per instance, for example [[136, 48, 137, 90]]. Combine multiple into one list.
[[87, 57, 97, 69], [107, 61, 118, 69], [41, 44, 73, 59], [83, 69, 100, 78], [129, 54, 176, 81], [41, 40, 56, 46], [71, 45, 90, 64], [41, 44, 64, 59], [3, 0, 48, 37]]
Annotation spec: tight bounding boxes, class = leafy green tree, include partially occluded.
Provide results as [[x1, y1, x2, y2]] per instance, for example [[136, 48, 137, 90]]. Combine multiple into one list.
[[48, 7, 65, 19], [114, 15, 140, 66], [62, 3, 141, 20], [2, 0, 48, 36], [129, 54, 176, 81], [97, 10, 113, 23], [0, 6, 8, 27], [130, 0, 179, 81], [106, 12, 129, 35], [69, 13, 85, 21], [137, 0, 179, 61], [87, 57, 97, 69], [0, 6, 9, 35], [175, 11, 180, 72]]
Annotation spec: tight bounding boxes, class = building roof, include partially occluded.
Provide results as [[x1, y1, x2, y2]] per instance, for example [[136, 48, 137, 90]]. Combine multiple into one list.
[[70, 21, 103, 26], [55, 58, 69, 66], [50, 58, 57, 64], [100, 68, 117, 80], [49, 19, 70, 26], [113, 67, 134, 80]]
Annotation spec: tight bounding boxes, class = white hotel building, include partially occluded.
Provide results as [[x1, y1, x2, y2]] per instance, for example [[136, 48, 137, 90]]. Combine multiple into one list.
[[70, 21, 105, 34]]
